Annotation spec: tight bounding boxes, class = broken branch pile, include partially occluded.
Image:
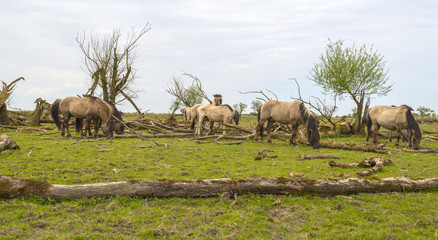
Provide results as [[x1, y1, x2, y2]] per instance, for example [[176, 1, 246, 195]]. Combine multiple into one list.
[[329, 157, 393, 176]]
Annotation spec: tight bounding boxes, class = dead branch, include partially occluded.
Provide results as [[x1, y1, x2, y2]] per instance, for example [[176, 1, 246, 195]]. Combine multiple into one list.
[[134, 145, 157, 149], [299, 154, 341, 160], [223, 123, 253, 134], [402, 148, 438, 153], [95, 148, 115, 152], [329, 157, 393, 176], [255, 148, 277, 160], [0, 135, 20, 152], [214, 140, 244, 145], [318, 141, 390, 154], [238, 89, 278, 102]]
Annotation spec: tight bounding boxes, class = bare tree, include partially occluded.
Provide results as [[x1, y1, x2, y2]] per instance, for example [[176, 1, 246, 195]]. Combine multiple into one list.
[[239, 89, 278, 102], [76, 24, 151, 114], [0, 77, 24, 125], [290, 78, 338, 129]]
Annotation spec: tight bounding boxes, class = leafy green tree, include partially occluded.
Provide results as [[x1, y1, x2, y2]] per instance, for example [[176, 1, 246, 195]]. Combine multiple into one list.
[[309, 39, 392, 133], [417, 106, 435, 123]]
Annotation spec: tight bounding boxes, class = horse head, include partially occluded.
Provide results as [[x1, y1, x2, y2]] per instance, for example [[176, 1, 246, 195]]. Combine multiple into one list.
[[102, 119, 114, 139], [307, 115, 320, 149]]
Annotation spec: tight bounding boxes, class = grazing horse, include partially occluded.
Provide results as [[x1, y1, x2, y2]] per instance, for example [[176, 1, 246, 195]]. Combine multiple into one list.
[[363, 105, 421, 150], [194, 104, 240, 136], [82, 99, 124, 137], [51, 96, 114, 138], [254, 100, 320, 149]]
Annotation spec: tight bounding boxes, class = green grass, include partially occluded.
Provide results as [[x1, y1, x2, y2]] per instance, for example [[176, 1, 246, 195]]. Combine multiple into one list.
[[1, 114, 437, 239]]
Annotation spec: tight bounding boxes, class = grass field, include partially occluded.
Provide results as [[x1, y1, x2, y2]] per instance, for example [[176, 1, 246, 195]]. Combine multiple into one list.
[[0, 114, 437, 239]]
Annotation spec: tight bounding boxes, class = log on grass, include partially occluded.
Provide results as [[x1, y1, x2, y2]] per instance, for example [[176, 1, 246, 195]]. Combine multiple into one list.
[[329, 157, 393, 177], [299, 154, 341, 160], [319, 141, 390, 154], [1, 175, 438, 199], [0, 135, 20, 152]]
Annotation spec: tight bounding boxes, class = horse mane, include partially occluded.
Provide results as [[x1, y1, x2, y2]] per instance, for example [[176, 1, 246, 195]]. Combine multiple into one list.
[[400, 104, 413, 111], [405, 108, 422, 140], [104, 99, 123, 121], [222, 104, 234, 112], [299, 102, 320, 148]]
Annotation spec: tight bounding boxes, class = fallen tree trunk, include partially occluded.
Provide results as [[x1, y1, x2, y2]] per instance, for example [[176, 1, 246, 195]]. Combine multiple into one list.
[[1, 176, 437, 199]]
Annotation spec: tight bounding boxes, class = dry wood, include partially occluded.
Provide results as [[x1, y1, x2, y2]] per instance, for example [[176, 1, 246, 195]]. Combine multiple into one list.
[[255, 148, 277, 160], [0, 135, 20, 152], [95, 148, 115, 152], [423, 135, 438, 141], [299, 154, 341, 160], [133, 145, 157, 149], [1, 175, 437, 199], [402, 148, 438, 153], [329, 157, 393, 176], [214, 140, 244, 145], [223, 123, 254, 134], [318, 141, 390, 154]]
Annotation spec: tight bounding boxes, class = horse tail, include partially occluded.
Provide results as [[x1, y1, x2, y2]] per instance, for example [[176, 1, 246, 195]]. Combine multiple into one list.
[[233, 110, 240, 125], [51, 98, 62, 130], [362, 108, 372, 138], [258, 104, 263, 140], [75, 118, 83, 134], [190, 113, 197, 130], [406, 107, 422, 140]]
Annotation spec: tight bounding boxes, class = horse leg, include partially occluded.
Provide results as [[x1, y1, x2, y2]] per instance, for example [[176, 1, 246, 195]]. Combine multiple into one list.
[[94, 119, 101, 138], [206, 121, 214, 136], [266, 119, 273, 144], [290, 124, 298, 147], [388, 131, 392, 142], [196, 115, 204, 137], [63, 115, 72, 138], [395, 127, 401, 147], [372, 123, 380, 143], [254, 119, 266, 143]]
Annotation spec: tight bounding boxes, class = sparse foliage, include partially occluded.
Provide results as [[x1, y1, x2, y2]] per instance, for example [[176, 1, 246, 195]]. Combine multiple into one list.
[[76, 24, 151, 114], [309, 39, 392, 133], [417, 106, 435, 123], [233, 102, 247, 115], [250, 100, 262, 113]]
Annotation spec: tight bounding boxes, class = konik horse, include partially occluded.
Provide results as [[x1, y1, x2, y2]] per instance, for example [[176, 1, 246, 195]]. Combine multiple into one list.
[[51, 96, 114, 138], [82, 99, 124, 138], [363, 105, 422, 149], [193, 104, 240, 136], [254, 100, 320, 149]]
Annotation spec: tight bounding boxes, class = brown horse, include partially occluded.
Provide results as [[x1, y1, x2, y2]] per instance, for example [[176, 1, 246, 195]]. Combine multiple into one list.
[[81, 99, 124, 138], [51, 96, 114, 138], [194, 104, 239, 136], [363, 105, 421, 149], [254, 100, 320, 149]]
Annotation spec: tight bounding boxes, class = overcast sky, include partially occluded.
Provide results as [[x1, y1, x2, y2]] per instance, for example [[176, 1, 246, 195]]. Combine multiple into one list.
[[1, 0, 437, 115]]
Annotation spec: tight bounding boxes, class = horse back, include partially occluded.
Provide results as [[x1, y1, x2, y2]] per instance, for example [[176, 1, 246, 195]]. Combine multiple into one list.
[[260, 100, 302, 124], [369, 105, 408, 130]]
